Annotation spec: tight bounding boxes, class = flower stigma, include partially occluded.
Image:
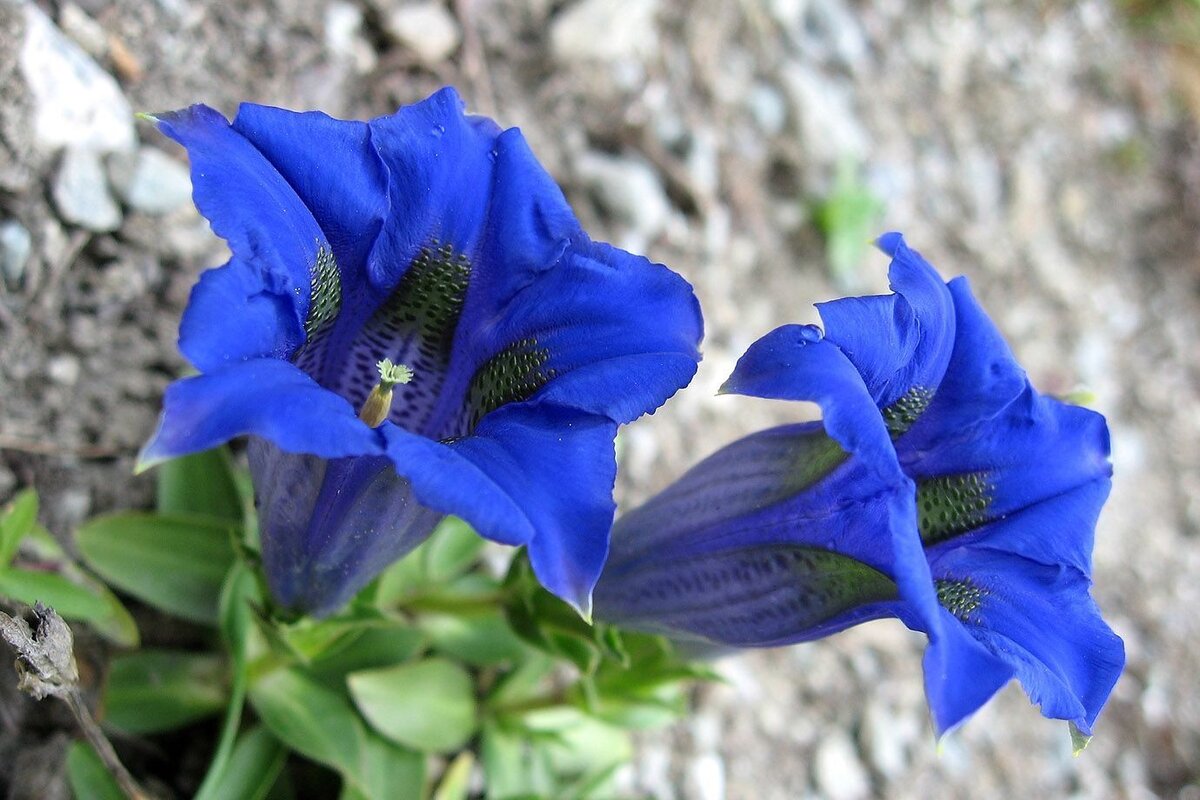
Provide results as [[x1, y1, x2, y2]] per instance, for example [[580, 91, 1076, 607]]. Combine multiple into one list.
[[358, 358, 414, 427]]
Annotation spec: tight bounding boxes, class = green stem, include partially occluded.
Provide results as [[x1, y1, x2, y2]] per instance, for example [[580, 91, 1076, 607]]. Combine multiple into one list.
[[192, 661, 248, 800], [399, 591, 508, 615]]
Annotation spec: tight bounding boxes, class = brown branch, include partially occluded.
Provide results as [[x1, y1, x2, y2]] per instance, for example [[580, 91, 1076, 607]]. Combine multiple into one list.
[[1, 604, 152, 800]]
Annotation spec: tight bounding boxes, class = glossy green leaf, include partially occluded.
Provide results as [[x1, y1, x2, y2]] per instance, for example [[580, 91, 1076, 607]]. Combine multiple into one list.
[[201, 726, 287, 800], [487, 653, 556, 709], [0, 489, 37, 566], [418, 610, 527, 667], [338, 734, 426, 800], [309, 625, 426, 682], [220, 561, 262, 667], [1, 529, 139, 647], [156, 447, 243, 523], [0, 568, 107, 620], [420, 517, 484, 582], [104, 650, 227, 734], [251, 666, 426, 799], [348, 658, 477, 753], [80, 580, 140, 648], [75, 512, 237, 624], [251, 668, 364, 774], [431, 752, 474, 800], [65, 741, 124, 800], [522, 707, 632, 794], [481, 721, 552, 800], [375, 517, 484, 608]]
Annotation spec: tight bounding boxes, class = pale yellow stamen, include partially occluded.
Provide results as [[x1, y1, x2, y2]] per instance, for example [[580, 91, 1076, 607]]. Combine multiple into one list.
[[358, 359, 413, 427]]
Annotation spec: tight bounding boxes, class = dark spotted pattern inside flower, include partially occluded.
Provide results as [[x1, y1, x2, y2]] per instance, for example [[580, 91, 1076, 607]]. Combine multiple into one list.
[[917, 472, 994, 545], [294, 247, 342, 372], [936, 578, 986, 622], [882, 385, 935, 437], [464, 338, 556, 429], [335, 242, 472, 432]]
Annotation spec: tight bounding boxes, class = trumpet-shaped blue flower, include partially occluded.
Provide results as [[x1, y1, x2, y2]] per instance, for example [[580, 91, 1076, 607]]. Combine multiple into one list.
[[594, 233, 1123, 738], [138, 88, 702, 618]]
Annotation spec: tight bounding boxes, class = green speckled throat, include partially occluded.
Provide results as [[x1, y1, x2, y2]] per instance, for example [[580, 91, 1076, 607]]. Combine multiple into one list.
[[917, 472, 994, 545], [936, 578, 986, 622], [882, 385, 935, 437]]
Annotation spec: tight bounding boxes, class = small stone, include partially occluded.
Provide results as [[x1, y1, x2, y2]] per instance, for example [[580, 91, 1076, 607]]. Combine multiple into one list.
[[107, 147, 194, 215], [780, 63, 869, 166], [19, 3, 135, 155], [57, 3, 107, 57], [684, 752, 725, 800], [52, 147, 121, 232], [551, 0, 659, 64], [0, 220, 32, 289], [747, 83, 787, 136], [384, 2, 460, 64], [576, 151, 670, 246], [814, 731, 871, 800], [325, 1, 376, 73], [47, 354, 81, 386]]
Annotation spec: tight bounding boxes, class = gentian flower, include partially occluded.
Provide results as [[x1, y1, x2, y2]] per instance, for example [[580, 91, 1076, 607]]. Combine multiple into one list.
[[138, 88, 702, 618], [593, 233, 1123, 740]]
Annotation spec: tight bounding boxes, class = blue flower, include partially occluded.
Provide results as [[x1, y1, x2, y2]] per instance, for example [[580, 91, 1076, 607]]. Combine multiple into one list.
[[594, 233, 1122, 739], [138, 88, 703, 618]]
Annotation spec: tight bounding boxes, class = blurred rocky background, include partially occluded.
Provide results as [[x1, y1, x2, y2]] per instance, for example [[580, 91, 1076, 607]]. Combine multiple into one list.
[[1, 0, 1198, 797]]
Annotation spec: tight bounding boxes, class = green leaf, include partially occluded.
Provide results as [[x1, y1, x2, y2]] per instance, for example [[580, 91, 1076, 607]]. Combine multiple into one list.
[[251, 667, 363, 773], [521, 707, 632, 794], [309, 625, 426, 682], [250, 667, 425, 800], [0, 489, 37, 566], [348, 658, 477, 752], [0, 568, 108, 620], [104, 650, 228, 734], [0, 530, 139, 647], [201, 727, 287, 800], [431, 752, 473, 800], [813, 158, 884, 287], [418, 610, 527, 667], [341, 734, 426, 800], [220, 561, 262, 667], [487, 652, 556, 709], [375, 517, 484, 608], [156, 447, 243, 523], [421, 517, 484, 583], [481, 721, 552, 800], [65, 741, 124, 800], [75, 512, 237, 624]]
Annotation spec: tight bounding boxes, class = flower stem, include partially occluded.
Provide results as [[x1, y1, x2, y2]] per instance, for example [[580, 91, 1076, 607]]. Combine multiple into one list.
[[192, 656, 248, 800]]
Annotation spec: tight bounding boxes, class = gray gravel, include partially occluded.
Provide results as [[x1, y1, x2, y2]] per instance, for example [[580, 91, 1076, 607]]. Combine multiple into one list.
[[0, 0, 1197, 797]]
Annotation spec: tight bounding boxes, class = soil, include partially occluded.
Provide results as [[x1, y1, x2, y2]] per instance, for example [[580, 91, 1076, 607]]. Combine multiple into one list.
[[1, 0, 1198, 798]]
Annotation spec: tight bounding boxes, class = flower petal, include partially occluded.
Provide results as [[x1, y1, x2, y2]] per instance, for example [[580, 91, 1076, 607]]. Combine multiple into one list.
[[249, 442, 442, 616], [920, 606, 1013, 736], [366, 87, 503, 290], [815, 233, 955, 412], [720, 326, 899, 475], [231, 104, 388, 283], [383, 405, 618, 616], [464, 239, 703, 427], [594, 540, 904, 648], [153, 105, 329, 369], [899, 276, 1028, 445], [909, 397, 1111, 574], [929, 545, 1125, 734], [137, 359, 382, 471]]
